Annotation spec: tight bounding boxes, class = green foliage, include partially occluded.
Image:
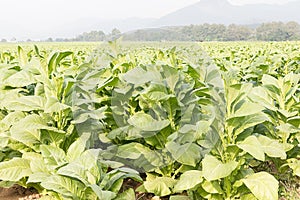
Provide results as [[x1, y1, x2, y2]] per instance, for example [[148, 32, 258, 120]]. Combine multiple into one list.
[[0, 42, 299, 200]]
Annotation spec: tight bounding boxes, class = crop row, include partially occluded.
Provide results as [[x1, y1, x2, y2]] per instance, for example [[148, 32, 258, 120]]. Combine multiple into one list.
[[0, 42, 299, 199]]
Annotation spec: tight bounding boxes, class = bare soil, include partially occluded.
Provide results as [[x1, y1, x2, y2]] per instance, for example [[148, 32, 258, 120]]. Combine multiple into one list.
[[0, 185, 40, 200]]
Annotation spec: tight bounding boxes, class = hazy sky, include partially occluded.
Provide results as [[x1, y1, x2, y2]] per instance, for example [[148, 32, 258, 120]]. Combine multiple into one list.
[[0, 0, 296, 40]]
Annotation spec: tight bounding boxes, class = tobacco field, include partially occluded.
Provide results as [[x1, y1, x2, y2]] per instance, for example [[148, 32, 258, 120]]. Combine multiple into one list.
[[0, 41, 299, 200]]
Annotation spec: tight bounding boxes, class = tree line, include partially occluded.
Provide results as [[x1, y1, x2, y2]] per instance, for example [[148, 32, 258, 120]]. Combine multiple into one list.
[[123, 21, 300, 41], [1, 21, 300, 42]]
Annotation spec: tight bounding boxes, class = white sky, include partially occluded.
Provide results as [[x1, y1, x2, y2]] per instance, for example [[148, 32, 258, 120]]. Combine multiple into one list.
[[0, 0, 296, 40]]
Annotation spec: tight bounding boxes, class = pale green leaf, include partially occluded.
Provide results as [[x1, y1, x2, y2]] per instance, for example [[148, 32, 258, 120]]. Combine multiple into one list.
[[257, 135, 286, 159], [143, 177, 177, 197], [174, 170, 203, 192], [45, 96, 70, 113], [122, 67, 158, 85], [128, 112, 170, 132], [242, 172, 278, 200], [58, 150, 101, 186], [202, 180, 223, 194], [237, 136, 265, 161], [41, 175, 85, 199], [4, 96, 45, 111], [166, 142, 202, 167], [202, 155, 238, 181], [4, 70, 36, 87], [232, 102, 264, 118], [89, 184, 116, 200], [0, 158, 31, 181], [27, 172, 50, 183], [115, 188, 135, 200], [287, 159, 300, 177], [40, 145, 67, 168], [66, 132, 91, 162]]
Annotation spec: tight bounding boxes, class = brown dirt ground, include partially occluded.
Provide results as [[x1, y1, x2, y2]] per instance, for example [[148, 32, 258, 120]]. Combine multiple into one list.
[[0, 185, 39, 200]]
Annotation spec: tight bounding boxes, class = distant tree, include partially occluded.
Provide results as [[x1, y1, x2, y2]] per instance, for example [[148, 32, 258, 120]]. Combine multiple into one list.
[[1, 38, 7, 43], [74, 30, 106, 41], [109, 28, 122, 40], [255, 22, 297, 41], [224, 24, 253, 41], [46, 37, 53, 42], [53, 21, 300, 42], [10, 37, 17, 42], [284, 21, 300, 40], [111, 28, 121, 36]]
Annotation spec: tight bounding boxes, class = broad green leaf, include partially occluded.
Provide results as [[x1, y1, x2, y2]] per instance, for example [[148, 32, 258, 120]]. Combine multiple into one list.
[[0, 111, 25, 132], [40, 130, 65, 147], [116, 143, 145, 159], [4, 96, 45, 111], [41, 175, 85, 199], [58, 161, 96, 185], [242, 172, 278, 200], [115, 188, 135, 200], [58, 150, 101, 186], [22, 152, 49, 173], [166, 142, 202, 167], [262, 75, 279, 89], [143, 177, 177, 197], [232, 102, 264, 118], [10, 114, 64, 148], [174, 170, 203, 192], [202, 180, 223, 194], [4, 70, 36, 87], [128, 112, 170, 132], [122, 66, 146, 83], [0, 136, 9, 148], [0, 181, 15, 188], [0, 158, 31, 181], [162, 65, 179, 92], [0, 89, 23, 109], [89, 184, 116, 200], [40, 145, 67, 168], [10, 115, 42, 147], [45, 96, 70, 113], [276, 123, 299, 142], [100, 168, 142, 191], [27, 172, 50, 183], [136, 149, 165, 170], [237, 136, 265, 161], [257, 135, 286, 159], [143, 90, 173, 101], [66, 132, 91, 162], [249, 86, 276, 110], [202, 155, 238, 181], [227, 113, 269, 136], [287, 116, 300, 127], [122, 67, 156, 85], [48, 51, 73, 74], [240, 193, 257, 200], [287, 159, 300, 177], [226, 84, 251, 114]]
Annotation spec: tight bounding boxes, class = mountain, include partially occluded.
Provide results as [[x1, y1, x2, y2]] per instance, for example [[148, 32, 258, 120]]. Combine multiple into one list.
[[46, 0, 300, 39], [153, 0, 300, 27], [18, 0, 300, 40]]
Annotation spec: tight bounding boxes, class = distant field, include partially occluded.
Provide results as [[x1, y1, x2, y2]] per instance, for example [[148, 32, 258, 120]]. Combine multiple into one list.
[[0, 42, 102, 51], [0, 41, 299, 200]]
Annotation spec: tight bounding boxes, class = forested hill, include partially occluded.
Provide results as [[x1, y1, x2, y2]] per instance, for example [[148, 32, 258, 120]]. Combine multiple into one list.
[[154, 0, 300, 26], [42, 21, 300, 42]]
